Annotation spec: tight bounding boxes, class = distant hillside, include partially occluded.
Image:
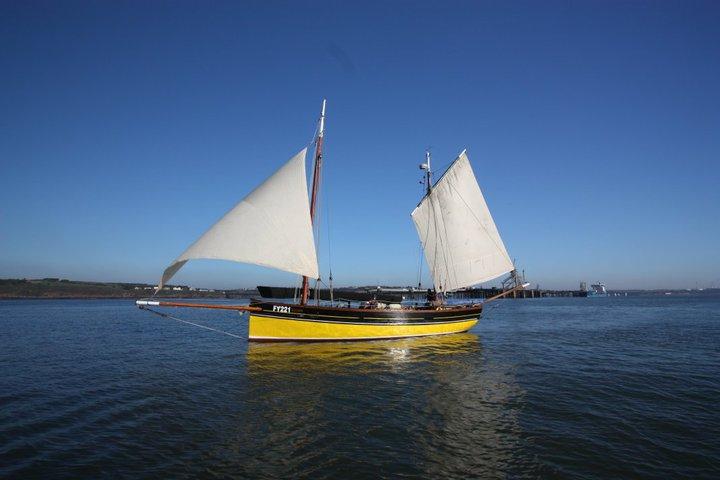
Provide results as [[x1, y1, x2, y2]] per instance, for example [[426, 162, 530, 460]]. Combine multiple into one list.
[[2, 278, 717, 300], [0, 278, 257, 299]]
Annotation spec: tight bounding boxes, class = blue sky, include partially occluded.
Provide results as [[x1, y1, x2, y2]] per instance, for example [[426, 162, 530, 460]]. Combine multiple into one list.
[[1, 1, 718, 290]]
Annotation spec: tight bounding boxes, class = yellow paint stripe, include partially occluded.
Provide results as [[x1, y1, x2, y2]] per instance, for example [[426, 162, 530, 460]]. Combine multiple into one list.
[[251, 330, 468, 341]]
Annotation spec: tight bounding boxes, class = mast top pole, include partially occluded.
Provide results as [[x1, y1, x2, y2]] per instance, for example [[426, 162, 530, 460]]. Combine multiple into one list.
[[319, 99, 326, 137]]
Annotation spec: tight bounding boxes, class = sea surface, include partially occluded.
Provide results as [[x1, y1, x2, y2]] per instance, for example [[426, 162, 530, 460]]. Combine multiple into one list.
[[1, 296, 719, 479]]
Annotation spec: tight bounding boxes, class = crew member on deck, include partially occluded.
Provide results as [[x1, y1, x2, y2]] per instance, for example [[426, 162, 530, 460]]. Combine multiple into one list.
[[426, 288, 437, 306]]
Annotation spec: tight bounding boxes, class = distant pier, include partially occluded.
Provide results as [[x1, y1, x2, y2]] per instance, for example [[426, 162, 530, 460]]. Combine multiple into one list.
[[420, 288, 586, 300], [258, 285, 597, 302]]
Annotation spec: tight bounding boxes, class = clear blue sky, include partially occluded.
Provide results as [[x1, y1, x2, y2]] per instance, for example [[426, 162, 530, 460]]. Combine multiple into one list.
[[1, 1, 718, 290]]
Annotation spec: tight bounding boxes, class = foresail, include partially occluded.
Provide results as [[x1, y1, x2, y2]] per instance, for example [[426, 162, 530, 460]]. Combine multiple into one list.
[[158, 148, 319, 289], [411, 151, 514, 292]]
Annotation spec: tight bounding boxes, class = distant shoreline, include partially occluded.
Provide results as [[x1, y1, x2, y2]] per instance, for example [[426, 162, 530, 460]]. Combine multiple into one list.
[[1, 278, 718, 300], [0, 295, 257, 300], [0, 278, 257, 300]]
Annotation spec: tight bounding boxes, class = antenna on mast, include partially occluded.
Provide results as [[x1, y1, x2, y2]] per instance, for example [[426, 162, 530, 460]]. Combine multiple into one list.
[[419, 148, 432, 195]]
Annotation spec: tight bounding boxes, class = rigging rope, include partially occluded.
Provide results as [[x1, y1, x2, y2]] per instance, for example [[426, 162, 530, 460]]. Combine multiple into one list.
[[416, 174, 426, 289], [139, 306, 244, 339], [293, 125, 323, 305], [416, 241, 424, 289], [325, 178, 334, 302], [310, 133, 324, 305], [293, 276, 300, 303]]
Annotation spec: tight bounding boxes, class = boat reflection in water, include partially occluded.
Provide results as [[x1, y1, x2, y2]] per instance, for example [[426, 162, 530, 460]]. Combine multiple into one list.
[[239, 333, 528, 478], [246, 332, 481, 373]]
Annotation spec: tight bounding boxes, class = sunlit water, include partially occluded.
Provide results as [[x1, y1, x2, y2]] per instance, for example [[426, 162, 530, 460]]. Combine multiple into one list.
[[1, 297, 718, 479]]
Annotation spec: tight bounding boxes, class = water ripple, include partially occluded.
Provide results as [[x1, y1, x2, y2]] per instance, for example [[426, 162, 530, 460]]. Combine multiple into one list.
[[1, 297, 719, 478]]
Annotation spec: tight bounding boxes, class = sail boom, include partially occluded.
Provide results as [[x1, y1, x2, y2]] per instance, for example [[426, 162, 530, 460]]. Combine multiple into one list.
[[441, 269, 515, 293]]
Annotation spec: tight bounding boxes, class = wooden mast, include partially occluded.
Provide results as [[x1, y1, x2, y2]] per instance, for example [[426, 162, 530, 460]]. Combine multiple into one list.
[[300, 99, 326, 305]]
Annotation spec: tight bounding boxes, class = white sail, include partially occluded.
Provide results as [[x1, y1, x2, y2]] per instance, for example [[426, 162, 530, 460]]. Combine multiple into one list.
[[158, 148, 319, 289], [411, 150, 514, 292]]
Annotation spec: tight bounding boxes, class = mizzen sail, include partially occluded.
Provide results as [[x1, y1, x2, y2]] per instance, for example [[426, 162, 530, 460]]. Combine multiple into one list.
[[411, 150, 514, 292], [158, 148, 319, 289]]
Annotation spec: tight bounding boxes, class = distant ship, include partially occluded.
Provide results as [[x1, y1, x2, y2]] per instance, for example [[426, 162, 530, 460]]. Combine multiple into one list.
[[579, 282, 609, 297]]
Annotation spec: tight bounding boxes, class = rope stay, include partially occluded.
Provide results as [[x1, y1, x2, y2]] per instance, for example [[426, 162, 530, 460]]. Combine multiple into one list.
[[139, 306, 244, 340], [416, 173, 426, 289], [325, 177, 334, 304]]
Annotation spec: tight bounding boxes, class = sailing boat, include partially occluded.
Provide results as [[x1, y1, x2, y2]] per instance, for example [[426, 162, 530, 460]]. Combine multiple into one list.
[[136, 100, 526, 341]]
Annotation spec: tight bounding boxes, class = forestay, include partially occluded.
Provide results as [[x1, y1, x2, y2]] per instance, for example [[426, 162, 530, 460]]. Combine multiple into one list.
[[411, 151, 514, 292], [158, 148, 319, 290]]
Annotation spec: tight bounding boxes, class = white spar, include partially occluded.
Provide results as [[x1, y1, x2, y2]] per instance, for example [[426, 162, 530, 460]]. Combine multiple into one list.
[[136, 300, 160, 306]]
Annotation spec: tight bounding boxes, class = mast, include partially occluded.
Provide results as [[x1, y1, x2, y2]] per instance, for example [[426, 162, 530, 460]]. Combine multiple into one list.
[[417, 150, 433, 290], [300, 99, 326, 305]]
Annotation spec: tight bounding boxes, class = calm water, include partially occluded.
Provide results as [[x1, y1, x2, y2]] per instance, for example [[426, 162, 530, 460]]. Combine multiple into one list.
[[1, 297, 719, 479]]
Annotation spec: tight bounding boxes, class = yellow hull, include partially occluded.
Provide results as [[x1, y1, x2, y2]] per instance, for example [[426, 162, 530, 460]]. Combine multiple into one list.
[[248, 314, 478, 341]]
